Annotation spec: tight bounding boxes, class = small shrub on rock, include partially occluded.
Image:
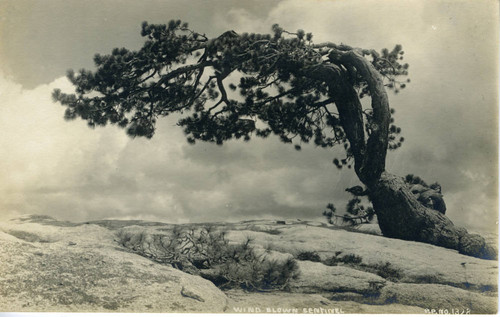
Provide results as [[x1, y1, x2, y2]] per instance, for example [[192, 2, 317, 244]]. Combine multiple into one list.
[[115, 227, 299, 291], [212, 252, 299, 291], [296, 251, 322, 262], [322, 252, 363, 266], [341, 254, 363, 264], [371, 261, 402, 281]]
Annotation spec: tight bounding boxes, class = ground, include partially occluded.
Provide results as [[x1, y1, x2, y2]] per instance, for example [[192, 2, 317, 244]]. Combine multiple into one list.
[[0, 215, 497, 313]]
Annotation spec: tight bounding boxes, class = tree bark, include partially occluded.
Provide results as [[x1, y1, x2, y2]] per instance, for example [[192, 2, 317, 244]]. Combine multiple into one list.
[[311, 48, 497, 260], [370, 172, 496, 259]]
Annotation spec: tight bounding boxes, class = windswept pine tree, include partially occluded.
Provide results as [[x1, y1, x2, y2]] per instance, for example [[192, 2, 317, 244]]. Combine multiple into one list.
[[53, 20, 496, 259]]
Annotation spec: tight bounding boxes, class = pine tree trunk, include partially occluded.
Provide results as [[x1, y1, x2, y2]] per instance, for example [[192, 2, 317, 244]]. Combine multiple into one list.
[[369, 172, 496, 259], [310, 47, 497, 260]]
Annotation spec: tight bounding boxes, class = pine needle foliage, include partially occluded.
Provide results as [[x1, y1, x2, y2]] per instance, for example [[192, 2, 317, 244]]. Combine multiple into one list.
[[323, 191, 375, 226], [115, 226, 299, 291], [53, 20, 409, 170]]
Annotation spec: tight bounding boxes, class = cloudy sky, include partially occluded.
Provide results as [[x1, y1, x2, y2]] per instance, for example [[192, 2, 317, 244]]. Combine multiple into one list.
[[0, 0, 498, 232]]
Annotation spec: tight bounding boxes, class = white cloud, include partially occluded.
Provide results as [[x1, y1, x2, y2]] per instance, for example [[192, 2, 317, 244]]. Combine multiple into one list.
[[0, 73, 130, 220], [0, 72, 343, 223]]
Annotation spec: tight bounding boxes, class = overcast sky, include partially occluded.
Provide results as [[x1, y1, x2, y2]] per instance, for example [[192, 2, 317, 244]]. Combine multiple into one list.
[[0, 0, 498, 232]]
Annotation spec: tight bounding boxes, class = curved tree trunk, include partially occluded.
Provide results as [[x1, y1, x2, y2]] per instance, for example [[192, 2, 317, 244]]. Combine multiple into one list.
[[370, 172, 496, 259], [309, 47, 497, 260]]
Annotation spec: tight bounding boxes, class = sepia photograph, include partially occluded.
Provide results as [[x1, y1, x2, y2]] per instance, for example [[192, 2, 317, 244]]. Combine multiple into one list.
[[0, 0, 498, 314]]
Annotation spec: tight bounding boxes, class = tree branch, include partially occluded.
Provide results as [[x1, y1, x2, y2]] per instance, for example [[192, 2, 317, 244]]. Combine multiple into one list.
[[156, 60, 214, 88], [216, 74, 230, 107]]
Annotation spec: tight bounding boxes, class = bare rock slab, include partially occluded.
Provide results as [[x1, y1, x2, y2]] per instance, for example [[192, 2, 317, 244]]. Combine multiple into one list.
[[291, 261, 386, 294], [0, 218, 228, 312], [378, 283, 497, 314], [227, 224, 498, 290]]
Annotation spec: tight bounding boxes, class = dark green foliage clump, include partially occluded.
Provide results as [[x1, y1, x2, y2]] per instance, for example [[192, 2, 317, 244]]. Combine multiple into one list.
[[341, 253, 363, 264], [323, 252, 363, 266], [322, 254, 401, 282], [296, 251, 321, 262], [370, 261, 402, 281], [323, 194, 375, 226], [211, 251, 300, 290], [115, 226, 299, 291]]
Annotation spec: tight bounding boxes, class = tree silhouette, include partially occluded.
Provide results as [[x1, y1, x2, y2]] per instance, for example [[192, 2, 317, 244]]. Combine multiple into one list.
[[53, 20, 495, 259]]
